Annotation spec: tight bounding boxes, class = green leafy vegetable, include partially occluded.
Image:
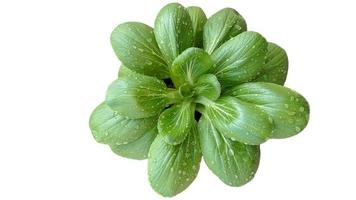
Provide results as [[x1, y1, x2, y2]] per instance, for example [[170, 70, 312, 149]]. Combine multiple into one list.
[[253, 42, 289, 85], [198, 96, 272, 145], [90, 3, 310, 197], [110, 126, 158, 160], [203, 8, 247, 54], [158, 101, 195, 145], [224, 82, 309, 138], [186, 6, 207, 48], [154, 3, 194, 64], [106, 67, 168, 119], [148, 123, 201, 197], [211, 31, 268, 87], [111, 22, 169, 79], [170, 47, 213, 87], [89, 103, 157, 145], [198, 116, 260, 186], [194, 74, 221, 101]]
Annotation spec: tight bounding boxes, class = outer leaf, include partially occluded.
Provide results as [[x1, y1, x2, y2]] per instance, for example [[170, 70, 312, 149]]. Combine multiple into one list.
[[194, 74, 221, 101], [201, 96, 272, 145], [186, 6, 207, 48], [154, 3, 194, 64], [253, 42, 288, 85], [198, 116, 260, 186], [110, 126, 158, 160], [111, 22, 169, 79], [211, 31, 268, 87], [106, 67, 168, 119], [148, 123, 201, 197], [203, 8, 247, 54], [170, 47, 213, 87], [89, 103, 157, 145], [224, 82, 309, 138], [158, 101, 195, 145]]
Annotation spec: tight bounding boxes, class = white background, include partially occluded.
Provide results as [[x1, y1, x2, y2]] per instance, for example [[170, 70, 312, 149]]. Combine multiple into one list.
[[1, 0, 355, 199]]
